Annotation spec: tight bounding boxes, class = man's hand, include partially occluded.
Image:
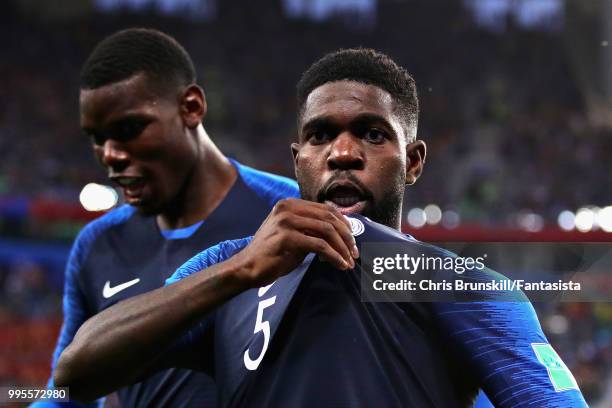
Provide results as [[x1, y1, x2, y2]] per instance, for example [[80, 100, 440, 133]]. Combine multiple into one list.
[[231, 198, 360, 289]]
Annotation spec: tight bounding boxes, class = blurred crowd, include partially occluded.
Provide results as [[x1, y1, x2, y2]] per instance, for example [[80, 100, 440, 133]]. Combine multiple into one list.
[[0, 0, 611, 405], [1, 1, 611, 225], [0, 260, 61, 386]]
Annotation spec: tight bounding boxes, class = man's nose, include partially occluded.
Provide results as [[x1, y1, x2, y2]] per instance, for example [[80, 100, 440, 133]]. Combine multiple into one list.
[[327, 132, 365, 170], [100, 140, 129, 171]]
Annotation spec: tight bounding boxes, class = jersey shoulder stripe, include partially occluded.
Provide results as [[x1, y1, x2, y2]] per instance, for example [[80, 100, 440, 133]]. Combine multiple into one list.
[[232, 159, 300, 208]]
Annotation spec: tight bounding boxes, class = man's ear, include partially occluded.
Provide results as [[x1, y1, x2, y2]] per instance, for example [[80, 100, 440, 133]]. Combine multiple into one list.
[[180, 84, 206, 129], [291, 141, 301, 178], [291, 141, 300, 163], [406, 140, 426, 185]]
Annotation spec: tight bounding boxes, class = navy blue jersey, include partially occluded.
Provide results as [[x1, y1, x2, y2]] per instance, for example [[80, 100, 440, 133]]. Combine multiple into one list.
[[36, 160, 298, 408], [167, 215, 587, 408]]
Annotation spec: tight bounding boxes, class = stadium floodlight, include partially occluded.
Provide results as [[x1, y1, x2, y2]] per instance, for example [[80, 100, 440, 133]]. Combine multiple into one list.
[[557, 210, 575, 231], [545, 314, 569, 335], [518, 211, 544, 232], [424, 204, 442, 225], [574, 207, 594, 232], [406, 207, 426, 228], [441, 210, 460, 229], [79, 183, 119, 212], [596, 205, 612, 233]]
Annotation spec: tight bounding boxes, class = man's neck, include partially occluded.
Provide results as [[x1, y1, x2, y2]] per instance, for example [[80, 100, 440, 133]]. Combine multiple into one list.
[[157, 127, 238, 231]]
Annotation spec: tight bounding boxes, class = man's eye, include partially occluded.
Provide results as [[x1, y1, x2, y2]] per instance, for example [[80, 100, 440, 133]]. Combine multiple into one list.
[[364, 128, 387, 144], [86, 131, 105, 146], [309, 131, 331, 144], [93, 134, 105, 146], [114, 120, 149, 141]]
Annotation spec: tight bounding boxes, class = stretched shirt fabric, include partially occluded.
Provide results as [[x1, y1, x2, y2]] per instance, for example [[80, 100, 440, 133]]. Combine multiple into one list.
[[35, 160, 299, 408], [166, 215, 588, 408]]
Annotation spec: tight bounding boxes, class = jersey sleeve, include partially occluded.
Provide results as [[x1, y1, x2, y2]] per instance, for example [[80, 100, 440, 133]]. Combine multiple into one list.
[[432, 299, 588, 407], [161, 236, 253, 371], [31, 232, 102, 408], [165, 236, 253, 285]]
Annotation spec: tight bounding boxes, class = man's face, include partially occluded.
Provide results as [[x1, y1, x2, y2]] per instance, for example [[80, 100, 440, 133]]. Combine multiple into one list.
[[293, 80, 425, 229], [80, 73, 199, 215]]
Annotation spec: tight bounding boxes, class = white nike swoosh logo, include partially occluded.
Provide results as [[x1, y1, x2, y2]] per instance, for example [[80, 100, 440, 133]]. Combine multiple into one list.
[[103, 278, 141, 299]]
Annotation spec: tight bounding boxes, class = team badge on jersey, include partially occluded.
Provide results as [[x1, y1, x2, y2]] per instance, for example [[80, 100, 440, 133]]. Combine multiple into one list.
[[346, 216, 365, 237], [531, 343, 579, 392]]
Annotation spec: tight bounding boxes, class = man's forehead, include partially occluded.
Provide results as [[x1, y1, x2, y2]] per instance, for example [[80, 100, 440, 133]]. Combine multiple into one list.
[[79, 73, 160, 126], [302, 81, 396, 122]]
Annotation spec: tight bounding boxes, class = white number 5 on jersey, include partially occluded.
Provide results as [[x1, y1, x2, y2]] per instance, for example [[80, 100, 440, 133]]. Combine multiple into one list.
[[244, 283, 276, 371]]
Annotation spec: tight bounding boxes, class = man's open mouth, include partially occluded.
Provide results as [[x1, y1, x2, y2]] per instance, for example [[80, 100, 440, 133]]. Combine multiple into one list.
[[111, 176, 146, 201], [323, 184, 367, 215]]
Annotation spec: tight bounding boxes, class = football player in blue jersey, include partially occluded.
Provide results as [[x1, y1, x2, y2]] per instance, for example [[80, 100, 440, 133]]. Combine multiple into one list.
[[54, 49, 587, 407], [34, 28, 299, 407]]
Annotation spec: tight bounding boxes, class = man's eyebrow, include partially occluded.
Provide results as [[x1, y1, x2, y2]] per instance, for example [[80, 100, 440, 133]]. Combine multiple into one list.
[[302, 113, 393, 129], [109, 113, 150, 125], [81, 113, 149, 132], [300, 113, 399, 139], [351, 113, 395, 131], [301, 116, 334, 132], [81, 125, 103, 138]]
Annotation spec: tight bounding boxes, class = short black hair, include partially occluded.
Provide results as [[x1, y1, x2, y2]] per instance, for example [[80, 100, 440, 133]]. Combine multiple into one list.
[[80, 28, 196, 92], [297, 48, 419, 138]]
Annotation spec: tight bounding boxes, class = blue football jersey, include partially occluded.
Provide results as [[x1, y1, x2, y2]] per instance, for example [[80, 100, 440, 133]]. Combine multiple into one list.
[[35, 160, 299, 408], [167, 215, 588, 408]]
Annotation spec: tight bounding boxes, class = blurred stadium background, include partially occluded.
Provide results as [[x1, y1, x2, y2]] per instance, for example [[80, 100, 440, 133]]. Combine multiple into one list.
[[0, 0, 611, 405]]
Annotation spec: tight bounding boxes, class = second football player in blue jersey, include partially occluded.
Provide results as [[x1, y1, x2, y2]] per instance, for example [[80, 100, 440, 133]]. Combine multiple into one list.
[[54, 49, 587, 407], [35, 28, 298, 408]]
